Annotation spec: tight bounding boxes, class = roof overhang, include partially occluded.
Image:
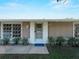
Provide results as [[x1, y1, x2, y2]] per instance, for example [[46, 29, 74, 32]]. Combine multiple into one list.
[[0, 19, 79, 22]]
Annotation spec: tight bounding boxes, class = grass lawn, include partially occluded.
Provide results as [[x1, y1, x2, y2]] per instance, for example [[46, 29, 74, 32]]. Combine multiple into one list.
[[0, 45, 79, 59], [47, 45, 79, 59]]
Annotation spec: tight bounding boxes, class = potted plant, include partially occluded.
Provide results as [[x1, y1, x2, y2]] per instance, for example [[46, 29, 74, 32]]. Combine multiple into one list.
[[22, 38, 28, 45], [13, 37, 21, 45], [56, 36, 65, 46], [2, 38, 10, 45]]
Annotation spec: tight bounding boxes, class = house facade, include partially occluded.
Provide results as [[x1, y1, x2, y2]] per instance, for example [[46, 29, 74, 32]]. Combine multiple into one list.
[[0, 19, 78, 44]]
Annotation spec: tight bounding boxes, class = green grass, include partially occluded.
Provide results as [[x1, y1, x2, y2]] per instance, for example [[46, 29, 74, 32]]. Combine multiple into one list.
[[47, 45, 79, 59], [0, 45, 79, 59]]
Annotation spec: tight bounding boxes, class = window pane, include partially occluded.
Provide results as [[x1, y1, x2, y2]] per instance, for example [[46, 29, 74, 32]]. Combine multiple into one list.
[[3, 24, 11, 38], [13, 24, 21, 38]]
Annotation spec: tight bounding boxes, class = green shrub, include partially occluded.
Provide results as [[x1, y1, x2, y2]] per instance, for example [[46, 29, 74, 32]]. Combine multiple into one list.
[[0, 39, 3, 45], [68, 37, 79, 47], [13, 37, 21, 45], [48, 37, 55, 46], [22, 38, 28, 45], [75, 38, 79, 47], [67, 37, 76, 47], [56, 36, 65, 46], [2, 38, 10, 45]]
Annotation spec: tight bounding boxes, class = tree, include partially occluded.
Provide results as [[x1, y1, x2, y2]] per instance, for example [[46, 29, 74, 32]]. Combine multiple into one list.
[[57, 0, 61, 2], [57, 0, 67, 3]]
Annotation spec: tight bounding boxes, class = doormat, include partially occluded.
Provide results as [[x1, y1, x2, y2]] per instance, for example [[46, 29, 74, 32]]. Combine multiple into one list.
[[35, 44, 44, 46]]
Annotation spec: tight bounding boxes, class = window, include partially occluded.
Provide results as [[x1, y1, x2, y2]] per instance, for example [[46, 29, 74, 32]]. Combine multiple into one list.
[[13, 24, 21, 37], [3, 24, 11, 38], [75, 24, 79, 37], [3, 24, 21, 38]]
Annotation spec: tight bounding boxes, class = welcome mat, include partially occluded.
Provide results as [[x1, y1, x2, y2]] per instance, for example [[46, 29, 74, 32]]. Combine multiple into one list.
[[35, 44, 44, 46]]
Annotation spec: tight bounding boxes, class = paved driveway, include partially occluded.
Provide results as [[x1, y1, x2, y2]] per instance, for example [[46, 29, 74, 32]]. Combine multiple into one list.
[[0, 45, 49, 54]]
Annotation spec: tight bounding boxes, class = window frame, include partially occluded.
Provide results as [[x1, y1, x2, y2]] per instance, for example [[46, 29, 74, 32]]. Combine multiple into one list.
[[12, 24, 21, 38], [73, 22, 79, 37], [3, 24, 12, 38], [0, 23, 1, 38], [1, 22, 22, 39]]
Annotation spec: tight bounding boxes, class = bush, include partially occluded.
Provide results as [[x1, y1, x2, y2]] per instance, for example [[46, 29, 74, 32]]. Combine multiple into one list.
[[48, 37, 55, 46], [75, 38, 79, 47], [0, 39, 3, 45], [67, 37, 76, 47], [2, 38, 10, 45], [56, 36, 66, 46], [22, 38, 28, 45], [68, 37, 79, 47], [13, 37, 21, 45]]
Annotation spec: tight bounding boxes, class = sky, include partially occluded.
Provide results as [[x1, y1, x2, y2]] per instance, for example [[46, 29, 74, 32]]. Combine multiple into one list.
[[0, 0, 79, 19]]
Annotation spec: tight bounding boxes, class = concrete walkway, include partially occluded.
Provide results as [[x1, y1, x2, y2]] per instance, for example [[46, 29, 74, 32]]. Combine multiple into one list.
[[0, 45, 49, 54]]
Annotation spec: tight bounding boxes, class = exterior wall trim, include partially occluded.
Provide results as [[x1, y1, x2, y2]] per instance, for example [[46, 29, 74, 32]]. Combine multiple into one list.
[[29, 22, 35, 44], [29, 22, 48, 44], [73, 22, 75, 37], [21, 23, 22, 38], [43, 22, 48, 43], [1, 21, 22, 24], [1, 22, 3, 39]]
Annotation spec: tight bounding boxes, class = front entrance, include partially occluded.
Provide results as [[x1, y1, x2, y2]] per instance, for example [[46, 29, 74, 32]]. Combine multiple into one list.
[[30, 22, 48, 44], [35, 23, 43, 40]]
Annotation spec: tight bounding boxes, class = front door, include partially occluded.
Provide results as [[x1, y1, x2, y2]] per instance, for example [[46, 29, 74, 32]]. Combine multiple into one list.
[[35, 23, 43, 40], [30, 22, 48, 44]]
